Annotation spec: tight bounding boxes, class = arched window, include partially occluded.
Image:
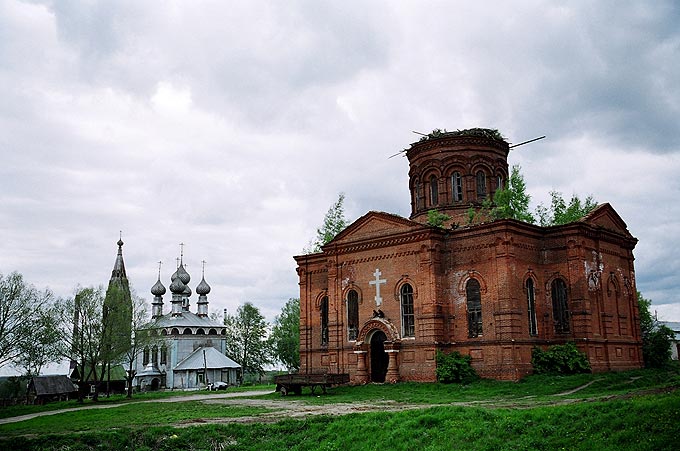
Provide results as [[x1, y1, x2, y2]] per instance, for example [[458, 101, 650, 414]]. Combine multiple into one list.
[[526, 279, 538, 336], [496, 174, 504, 191], [151, 346, 158, 365], [400, 284, 415, 337], [551, 279, 570, 333], [160, 345, 167, 365], [320, 296, 329, 346], [183, 328, 192, 335], [466, 279, 483, 337], [429, 175, 439, 206], [451, 172, 463, 202], [347, 290, 359, 341], [476, 171, 487, 200], [171, 328, 180, 335], [208, 328, 217, 335], [196, 328, 205, 335], [142, 347, 150, 366]]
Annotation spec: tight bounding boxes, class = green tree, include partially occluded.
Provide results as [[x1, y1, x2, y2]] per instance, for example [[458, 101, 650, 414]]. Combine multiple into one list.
[[536, 191, 597, 226], [638, 292, 674, 368], [305, 193, 348, 253], [55, 286, 107, 402], [270, 298, 300, 371], [0, 272, 59, 374], [491, 164, 535, 223], [427, 209, 451, 228], [224, 302, 272, 380], [122, 294, 155, 398], [15, 296, 61, 376]]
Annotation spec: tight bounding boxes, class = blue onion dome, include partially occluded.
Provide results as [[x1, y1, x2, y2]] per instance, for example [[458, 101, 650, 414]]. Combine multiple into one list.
[[151, 278, 166, 296], [176, 264, 191, 284], [183, 284, 192, 297], [169, 276, 185, 294], [196, 277, 211, 295]]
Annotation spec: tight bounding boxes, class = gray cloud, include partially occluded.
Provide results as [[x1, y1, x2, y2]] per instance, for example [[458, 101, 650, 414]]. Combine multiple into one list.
[[1, 0, 679, 342]]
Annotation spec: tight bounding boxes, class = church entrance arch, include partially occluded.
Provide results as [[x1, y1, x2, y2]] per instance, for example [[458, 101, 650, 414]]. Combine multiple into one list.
[[369, 330, 388, 383]]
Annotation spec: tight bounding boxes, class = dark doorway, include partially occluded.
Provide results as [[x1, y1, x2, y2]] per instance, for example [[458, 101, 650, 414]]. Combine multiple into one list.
[[370, 330, 388, 383], [150, 378, 160, 391]]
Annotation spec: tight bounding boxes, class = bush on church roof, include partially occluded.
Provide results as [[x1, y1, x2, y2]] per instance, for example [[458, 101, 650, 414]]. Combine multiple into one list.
[[417, 127, 507, 144]]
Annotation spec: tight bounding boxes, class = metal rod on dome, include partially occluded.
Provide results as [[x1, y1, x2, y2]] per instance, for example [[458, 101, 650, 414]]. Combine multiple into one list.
[[158, 261, 162, 278], [509, 135, 546, 149]]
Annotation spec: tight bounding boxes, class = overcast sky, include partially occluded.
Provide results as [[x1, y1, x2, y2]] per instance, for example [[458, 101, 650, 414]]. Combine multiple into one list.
[[2, 0, 679, 337]]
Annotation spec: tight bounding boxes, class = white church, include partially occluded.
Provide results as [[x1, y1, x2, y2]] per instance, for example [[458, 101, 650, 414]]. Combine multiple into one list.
[[133, 255, 240, 390]]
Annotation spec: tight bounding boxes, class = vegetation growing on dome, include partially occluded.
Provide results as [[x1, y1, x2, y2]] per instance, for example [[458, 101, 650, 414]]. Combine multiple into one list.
[[417, 128, 506, 143]]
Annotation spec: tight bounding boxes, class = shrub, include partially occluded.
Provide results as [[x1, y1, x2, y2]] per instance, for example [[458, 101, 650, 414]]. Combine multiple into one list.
[[435, 351, 478, 383], [531, 342, 591, 375]]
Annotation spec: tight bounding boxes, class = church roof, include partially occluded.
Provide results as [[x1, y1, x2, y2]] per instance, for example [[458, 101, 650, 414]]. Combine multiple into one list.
[[174, 346, 240, 371], [109, 238, 128, 281], [151, 310, 223, 329]]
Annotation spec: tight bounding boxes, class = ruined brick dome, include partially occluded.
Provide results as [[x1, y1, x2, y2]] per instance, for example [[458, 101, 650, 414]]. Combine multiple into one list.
[[406, 128, 509, 225]]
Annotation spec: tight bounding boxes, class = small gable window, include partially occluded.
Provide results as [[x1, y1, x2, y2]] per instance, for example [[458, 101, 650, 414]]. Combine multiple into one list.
[[466, 279, 483, 338], [451, 172, 463, 202], [400, 284, 415, 337], [347, 290, 359, 341], [476, 171, 487, 200], [551, 279, 570, 334], [527, 279, 538, 336], [321, 296, 329, 346]]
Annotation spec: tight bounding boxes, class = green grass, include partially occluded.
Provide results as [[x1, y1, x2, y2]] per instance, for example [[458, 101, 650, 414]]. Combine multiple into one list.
[[1, 368, 679, 450], [3, 391, 679, 451], [0, 383, 276, 419], [0, 401, 271, 435]]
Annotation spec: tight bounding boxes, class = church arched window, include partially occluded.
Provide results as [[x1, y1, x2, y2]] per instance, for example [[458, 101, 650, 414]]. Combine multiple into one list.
[[160, 345, 167, 365], [451, 172, 463, 202], [142, 347, 150, 366], [551, 279, 570, 334], [320, 296, 329, 346], [429, 175, 439, 206], [476, 171, 487, 200], [400, 284, 415, 337], [466, 279, 483, 337], [347, 290, 359, 341], [526, 279, 538, 336], [151, 346, 158, 365]]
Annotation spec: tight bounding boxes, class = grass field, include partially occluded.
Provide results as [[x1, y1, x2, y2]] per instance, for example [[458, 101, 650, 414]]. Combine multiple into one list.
[[1, 366, 678, 451]]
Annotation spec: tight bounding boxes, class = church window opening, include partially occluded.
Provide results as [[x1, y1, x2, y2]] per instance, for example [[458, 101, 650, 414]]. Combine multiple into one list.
[[183, 328, 192, 335], [476, 171, 487, 200], [320, 296, 329, 346], [526, 279, 538, 336], [160, 345, 167, 365], [466, 279, 483, 337], [551, 279, 570, 333], [347, 290, 359, 341], [496, 174, 504, 190], [151, 346, 158, 365], [400, 284, 415, 337], [429, 175, 439, 206], [142, 347, 150, 366], [451, 172, 463, 202]]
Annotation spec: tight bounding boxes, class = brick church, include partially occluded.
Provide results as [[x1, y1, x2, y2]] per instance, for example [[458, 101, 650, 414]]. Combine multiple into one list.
[[294, 129, 643, 381]]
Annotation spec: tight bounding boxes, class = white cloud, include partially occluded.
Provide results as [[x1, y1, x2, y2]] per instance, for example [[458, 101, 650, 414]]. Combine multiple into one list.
[[1, 0, 679, 361]]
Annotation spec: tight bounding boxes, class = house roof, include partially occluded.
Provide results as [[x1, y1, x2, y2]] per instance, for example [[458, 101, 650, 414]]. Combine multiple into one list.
[[173, 346, 240, 371], [70, 364, 127, 382], [28, 375, 78, 396]]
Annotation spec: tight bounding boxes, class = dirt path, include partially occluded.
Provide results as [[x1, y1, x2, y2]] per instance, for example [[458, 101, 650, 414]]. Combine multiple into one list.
[[0, 390, 273, 425]]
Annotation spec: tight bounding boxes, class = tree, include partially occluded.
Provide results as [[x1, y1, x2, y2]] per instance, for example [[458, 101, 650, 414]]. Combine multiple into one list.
[[536, 191, 597, 226], [490, 164, 535, 223], [305, 193, 348, 253], [122, 294, 154, 398], [223, 302, 272, 380], [427, 209, 451, 228], [270, 298, 300, 371], [55, 286, 107, 402], [0, 272, 60, 374], [15, 295, 61, 376], [638, 292, 674, 368]]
